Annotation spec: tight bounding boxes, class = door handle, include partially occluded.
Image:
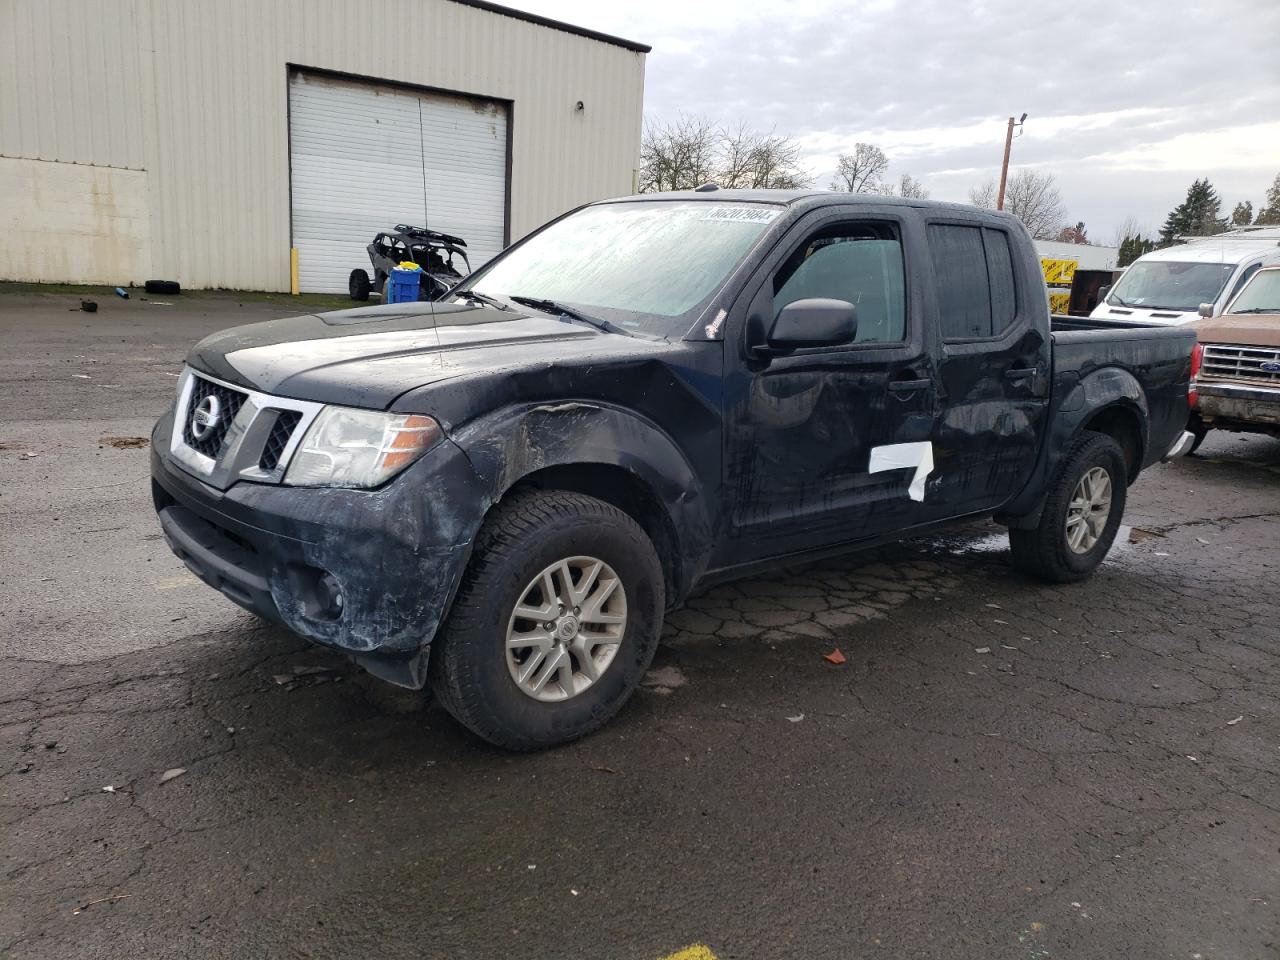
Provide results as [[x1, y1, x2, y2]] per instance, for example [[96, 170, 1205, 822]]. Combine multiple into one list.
[[888, 378, 931, 394], [1004, 367, 1039, 381]]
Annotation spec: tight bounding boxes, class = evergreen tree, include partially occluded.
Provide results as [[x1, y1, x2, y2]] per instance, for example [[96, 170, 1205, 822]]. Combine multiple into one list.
[[1256, 172, 1280, 226], [1159, 178, 1228, 244], [1118, 233, 1156, 267], [1231, 201, 1253, 226]]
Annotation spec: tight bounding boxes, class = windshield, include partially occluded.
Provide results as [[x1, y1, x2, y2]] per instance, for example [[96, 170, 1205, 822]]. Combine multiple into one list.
[[453, 201, 780, 336], [1107, 260, 1235, 312], [1226, 269, 1280, 314]]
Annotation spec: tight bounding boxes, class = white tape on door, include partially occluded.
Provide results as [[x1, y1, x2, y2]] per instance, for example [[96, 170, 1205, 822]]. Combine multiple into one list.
[[868, 441, 934, 502]]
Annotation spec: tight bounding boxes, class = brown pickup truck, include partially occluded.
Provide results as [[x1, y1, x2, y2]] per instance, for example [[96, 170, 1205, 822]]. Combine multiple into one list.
[[1189, 262, 1280, 450]]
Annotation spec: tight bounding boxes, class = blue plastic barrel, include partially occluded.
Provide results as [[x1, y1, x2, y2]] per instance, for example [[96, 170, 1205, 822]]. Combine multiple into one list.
[[387, 265, 422, 304]]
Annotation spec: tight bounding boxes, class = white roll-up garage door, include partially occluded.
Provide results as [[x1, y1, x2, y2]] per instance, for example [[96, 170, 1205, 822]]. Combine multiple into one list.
[[289, 70, 509, 294]]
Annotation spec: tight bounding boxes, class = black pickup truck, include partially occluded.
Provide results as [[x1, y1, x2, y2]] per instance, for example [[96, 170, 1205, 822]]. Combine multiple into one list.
[[151, 191, 1196, 749]]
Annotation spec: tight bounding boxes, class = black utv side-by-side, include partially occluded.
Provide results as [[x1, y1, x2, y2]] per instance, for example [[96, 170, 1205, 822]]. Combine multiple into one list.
[[348, 224, 471, 302]]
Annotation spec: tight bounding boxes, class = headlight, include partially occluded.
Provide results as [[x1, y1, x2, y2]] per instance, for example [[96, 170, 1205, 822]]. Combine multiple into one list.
[[283, 407, 442, 488]]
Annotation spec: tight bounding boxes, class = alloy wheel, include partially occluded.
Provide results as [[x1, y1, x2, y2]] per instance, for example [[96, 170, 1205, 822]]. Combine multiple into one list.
[[1065, 466, 1112, 554], [505, 556, 627, 702]]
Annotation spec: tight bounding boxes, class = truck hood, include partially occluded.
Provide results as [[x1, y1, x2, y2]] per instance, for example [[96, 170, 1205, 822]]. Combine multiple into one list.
[[187, 301, 653, 408], [1194, 312, 1280, 348], [1089, 304, 1197, 326]]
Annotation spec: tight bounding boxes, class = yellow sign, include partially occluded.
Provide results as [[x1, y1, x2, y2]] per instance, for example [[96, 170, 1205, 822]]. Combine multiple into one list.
[[1049, 291, 1072, 314], [659, 946, 717, 960], [1041, 257, 1078, 286]]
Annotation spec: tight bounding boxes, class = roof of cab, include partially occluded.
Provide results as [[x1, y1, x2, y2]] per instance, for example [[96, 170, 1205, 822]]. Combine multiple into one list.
[[597, 188, 1023, 225]]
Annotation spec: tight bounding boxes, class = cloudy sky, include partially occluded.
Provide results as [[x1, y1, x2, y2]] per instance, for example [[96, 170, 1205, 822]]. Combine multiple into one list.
[[516, 0, 1280, 243]]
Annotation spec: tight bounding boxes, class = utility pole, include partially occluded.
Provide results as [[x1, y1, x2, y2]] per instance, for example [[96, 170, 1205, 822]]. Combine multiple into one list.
[[996, 112, 1027, 211]]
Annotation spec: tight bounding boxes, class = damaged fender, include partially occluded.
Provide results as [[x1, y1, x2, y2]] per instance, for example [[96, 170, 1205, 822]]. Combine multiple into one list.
[[448, 399, 714, 602], [997, 364, 1149, 526]]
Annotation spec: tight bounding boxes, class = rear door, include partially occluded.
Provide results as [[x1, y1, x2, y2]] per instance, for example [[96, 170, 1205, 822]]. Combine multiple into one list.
[[925, 219, 1051, 518], [720, 208, 940, 563]]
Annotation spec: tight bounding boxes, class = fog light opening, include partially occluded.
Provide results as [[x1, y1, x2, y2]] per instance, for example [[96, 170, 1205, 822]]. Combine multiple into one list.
[[316, 573, 344, 620]]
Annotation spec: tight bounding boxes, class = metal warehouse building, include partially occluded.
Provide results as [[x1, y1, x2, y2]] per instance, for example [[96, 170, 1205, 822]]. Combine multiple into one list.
[[0, 0, 648, 292]]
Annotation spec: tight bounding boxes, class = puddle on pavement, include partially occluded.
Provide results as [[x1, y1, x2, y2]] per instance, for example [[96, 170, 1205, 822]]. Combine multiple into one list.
[[911, 524, 1135, 558]]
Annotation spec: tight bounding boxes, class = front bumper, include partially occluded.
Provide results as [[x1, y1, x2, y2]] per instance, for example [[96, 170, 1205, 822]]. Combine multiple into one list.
[[1196, 381, 1280, 428], [150, 413, 487, 686]]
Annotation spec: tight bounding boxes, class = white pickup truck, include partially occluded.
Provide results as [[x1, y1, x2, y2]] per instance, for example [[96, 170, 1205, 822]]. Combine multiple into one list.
[[1091, 227, 1280, 326]]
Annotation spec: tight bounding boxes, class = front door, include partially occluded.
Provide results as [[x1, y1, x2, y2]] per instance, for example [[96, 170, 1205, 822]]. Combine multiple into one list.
[[721, 213, 938, 564]]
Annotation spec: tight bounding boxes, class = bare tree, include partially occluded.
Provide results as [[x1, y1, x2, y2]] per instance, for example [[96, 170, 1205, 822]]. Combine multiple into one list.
[[718, 123, 811, 189], [639, 115, 719, 193], [1110, 215, 1146, 248], [829, 143, 889, 193], [970, 170, 1066, 239], [894, 173, 930, 199], [968, 179, 997, 208], [640, 116, 810, 193], [1005, 170, 1067, 240]]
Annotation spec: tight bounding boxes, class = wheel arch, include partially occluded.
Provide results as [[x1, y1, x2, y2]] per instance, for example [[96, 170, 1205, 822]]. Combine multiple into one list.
[[1062, 365, 1150, 482], [452, 401, 713, 604], [1080, 401, 1145, 482], [997, 365, 1151, 526], [504, 463, 684, 606]]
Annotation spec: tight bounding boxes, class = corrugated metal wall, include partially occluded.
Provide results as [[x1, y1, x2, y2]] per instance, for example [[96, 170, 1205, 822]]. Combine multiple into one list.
[[0, 0, 646, 290]]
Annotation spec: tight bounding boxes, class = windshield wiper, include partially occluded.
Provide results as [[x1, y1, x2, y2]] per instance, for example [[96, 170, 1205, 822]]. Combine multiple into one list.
[[453, 289, 510, 311], [1108, 294, 1135, 308], [1228, 307, 1277, 314], [508, 295, 634, 338]]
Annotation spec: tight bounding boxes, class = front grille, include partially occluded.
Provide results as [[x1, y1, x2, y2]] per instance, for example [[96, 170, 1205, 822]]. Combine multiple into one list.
[[259, 410, 302, 471], [181, 376, 248, 458], [1200, 343, 1280, 386]]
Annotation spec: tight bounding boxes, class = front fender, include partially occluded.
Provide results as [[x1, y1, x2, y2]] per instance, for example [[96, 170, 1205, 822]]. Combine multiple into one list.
[[451, 400, 714, 594]]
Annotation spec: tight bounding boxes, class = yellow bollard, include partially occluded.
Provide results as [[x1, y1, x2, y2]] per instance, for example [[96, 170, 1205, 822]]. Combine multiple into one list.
[[290, 247, 300, 296]]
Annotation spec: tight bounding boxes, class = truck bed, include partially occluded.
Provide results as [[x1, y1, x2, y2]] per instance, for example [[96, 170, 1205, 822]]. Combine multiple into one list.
[[1050, 313, 1164, 331], [1049, 319, 1195, 470]]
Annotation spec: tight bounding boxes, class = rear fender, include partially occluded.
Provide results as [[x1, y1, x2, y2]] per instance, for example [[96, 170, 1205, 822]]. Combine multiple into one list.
[[998, 366, 1149, 526]]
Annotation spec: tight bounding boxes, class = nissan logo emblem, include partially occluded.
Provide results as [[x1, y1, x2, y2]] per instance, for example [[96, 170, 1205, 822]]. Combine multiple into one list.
[[190, 395, 222, 440]]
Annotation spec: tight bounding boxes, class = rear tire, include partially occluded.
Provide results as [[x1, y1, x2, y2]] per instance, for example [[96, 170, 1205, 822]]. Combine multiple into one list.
[[430, 490, 664, 751], [349, 269, 371, 301], [1009, 431, 1128, 584]]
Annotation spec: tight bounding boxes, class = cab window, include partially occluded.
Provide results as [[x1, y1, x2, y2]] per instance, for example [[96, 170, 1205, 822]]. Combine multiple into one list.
[[928, 223, 1019, 340], [772, 222, 905, 343]]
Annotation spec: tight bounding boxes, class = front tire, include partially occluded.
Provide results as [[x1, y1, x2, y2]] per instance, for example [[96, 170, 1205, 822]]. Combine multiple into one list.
[[1009, 431, 1128, 583], [348, 269, 371, 301], [430, 490, 664, 751]]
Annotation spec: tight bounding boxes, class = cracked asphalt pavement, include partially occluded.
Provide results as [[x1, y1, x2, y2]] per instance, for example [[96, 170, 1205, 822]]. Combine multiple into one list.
[[2, 292, 1278, 959]]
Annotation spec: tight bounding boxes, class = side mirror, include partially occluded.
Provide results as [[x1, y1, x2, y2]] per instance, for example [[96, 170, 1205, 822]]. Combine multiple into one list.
[[1197, 302, 1213, 319], [1097, 284, 1111, 302], [759, 298, 858, 355]]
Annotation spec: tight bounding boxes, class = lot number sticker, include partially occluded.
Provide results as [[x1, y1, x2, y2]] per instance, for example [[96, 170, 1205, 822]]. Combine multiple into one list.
[[700, 207, 780, 224]]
